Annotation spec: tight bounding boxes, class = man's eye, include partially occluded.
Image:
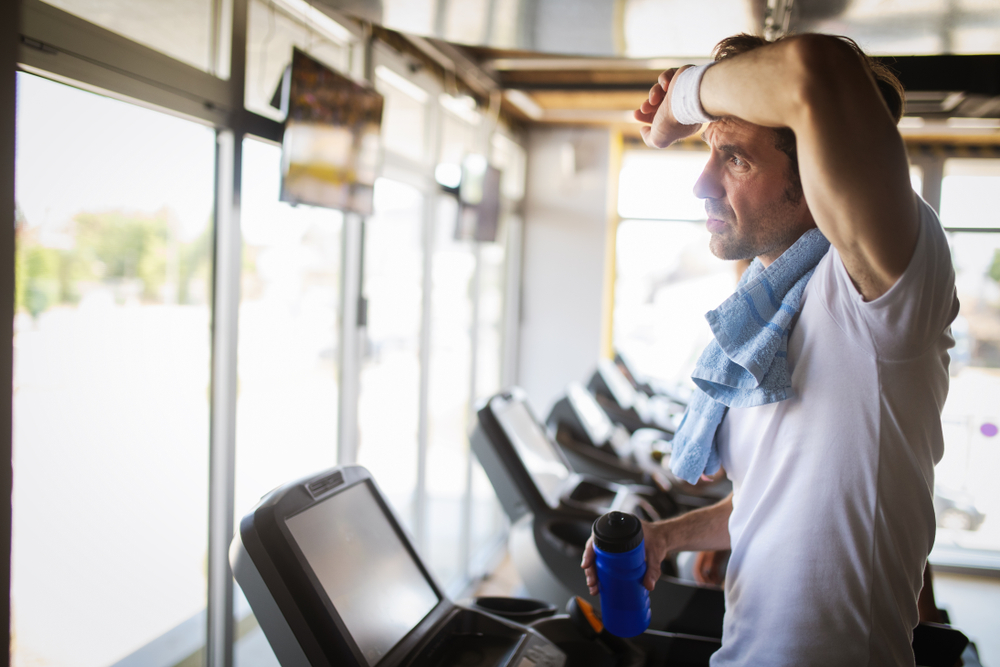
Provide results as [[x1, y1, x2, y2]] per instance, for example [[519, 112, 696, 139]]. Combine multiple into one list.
[[731, 156, 746, 168]]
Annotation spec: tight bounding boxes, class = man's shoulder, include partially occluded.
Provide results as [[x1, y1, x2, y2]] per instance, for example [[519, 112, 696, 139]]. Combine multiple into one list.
[[803, 194, 958, 356]]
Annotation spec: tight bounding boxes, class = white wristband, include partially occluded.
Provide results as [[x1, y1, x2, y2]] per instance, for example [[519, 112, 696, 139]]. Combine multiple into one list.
[[670, 63, 718, 126]]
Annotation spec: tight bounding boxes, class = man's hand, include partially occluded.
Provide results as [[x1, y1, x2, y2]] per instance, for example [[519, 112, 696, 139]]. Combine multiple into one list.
[[692, 549, 729, 586], [581, 496, 732, 596], [581, 520, 672, 594], [581, 535, 599, 596], [634, 67, 704, 149]]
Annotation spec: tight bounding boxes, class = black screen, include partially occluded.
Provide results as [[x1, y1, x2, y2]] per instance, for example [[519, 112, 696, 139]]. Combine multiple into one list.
[[493, 397, 571, 507], [285, 482, 440, 666]]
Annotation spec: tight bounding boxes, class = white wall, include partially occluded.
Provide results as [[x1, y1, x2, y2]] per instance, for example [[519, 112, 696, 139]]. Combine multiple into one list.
[[516, 125, 612, 416]]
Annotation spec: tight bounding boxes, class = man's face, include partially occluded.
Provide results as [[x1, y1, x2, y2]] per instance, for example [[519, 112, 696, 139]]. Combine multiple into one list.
[[694, 119, 814, 265]]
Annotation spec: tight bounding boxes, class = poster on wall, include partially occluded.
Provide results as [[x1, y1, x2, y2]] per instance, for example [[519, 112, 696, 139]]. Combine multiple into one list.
[[280, 48, 384, 215]]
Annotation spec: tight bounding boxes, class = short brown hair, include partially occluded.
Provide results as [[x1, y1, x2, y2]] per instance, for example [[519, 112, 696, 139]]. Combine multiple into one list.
[[712, 33, 906, 195]]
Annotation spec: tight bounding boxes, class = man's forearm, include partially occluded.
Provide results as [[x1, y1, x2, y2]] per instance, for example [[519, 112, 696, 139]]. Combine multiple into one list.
[[650, 493, 733, 553]]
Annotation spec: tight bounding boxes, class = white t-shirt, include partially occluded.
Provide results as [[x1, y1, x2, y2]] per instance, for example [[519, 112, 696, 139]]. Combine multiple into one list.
[[712, 196, 959, 667]]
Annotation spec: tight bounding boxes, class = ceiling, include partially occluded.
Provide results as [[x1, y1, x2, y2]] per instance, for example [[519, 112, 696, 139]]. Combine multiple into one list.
[[323, 0, 1000, 140]]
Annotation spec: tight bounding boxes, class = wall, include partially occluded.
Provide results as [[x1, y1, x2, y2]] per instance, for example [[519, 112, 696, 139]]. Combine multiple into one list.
[[516, 125, 612, 416]]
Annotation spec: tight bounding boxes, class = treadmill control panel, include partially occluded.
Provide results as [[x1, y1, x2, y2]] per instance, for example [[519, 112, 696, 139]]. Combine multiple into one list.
[[492, 396, 571, 508], [233, 465, 567, 667], [285, 482, 439, 666]]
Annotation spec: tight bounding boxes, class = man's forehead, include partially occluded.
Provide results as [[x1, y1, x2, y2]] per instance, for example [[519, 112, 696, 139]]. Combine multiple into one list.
[[702, 118, 758, 147], [702, 118, 780, 156]]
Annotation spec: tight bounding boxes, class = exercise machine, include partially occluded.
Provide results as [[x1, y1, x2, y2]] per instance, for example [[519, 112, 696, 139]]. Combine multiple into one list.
[[470, 388, 726, 637]]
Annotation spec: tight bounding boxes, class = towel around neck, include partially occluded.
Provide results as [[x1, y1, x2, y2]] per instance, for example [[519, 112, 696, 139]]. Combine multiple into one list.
[[668, 228, 831, 484]]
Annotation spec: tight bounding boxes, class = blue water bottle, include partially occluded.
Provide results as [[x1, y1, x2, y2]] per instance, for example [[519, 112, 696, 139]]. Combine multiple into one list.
[[592, 511, 651, 637]]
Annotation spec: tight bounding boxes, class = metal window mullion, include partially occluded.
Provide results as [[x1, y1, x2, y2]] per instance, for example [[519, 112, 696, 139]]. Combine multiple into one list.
[[414, 70, 445, 552], [207, 0, 246, 666], [19, 0, 231, 119], [414, 193, 435, 554], [2, 1, 19, 663], [461, 240, 482, 581], [207, 129, 241, 667], [337, 212, 364, 467], [500, 212, 523, 389]]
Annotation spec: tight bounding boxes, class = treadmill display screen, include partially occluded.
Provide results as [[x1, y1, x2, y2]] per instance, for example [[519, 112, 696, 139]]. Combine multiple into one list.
[[599, 358, 638, 409], [285, 482, 440, 666], [493, 398, 571, 507], [567, 383, 614, 445]]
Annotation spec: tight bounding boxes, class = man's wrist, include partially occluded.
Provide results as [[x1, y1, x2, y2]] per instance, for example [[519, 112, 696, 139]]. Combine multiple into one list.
[[671, 63, 719, 126], [647, 517, 680, 554]]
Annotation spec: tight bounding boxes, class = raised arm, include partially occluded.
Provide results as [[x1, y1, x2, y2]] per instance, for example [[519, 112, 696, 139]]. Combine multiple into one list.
[[582, 493, 733, 593], [642, 35, 917, 301]]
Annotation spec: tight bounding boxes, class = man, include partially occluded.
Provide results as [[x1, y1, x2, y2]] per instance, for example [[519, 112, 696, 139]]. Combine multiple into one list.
[[582, 33, 959, 665]]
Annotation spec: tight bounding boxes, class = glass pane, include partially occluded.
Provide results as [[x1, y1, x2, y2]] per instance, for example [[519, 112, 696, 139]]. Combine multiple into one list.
[[469, 233, 508, 569], [470, 457, 506, 567], [443, 0, 490, 43], [940, 158, 1000, 230], [932, 232, 1000, 565], [13, 73, 214, 667], [440, 102, 480, 166], [246, 0, 353, 121], [43, 0, 224, 75], [425, 195, 475, 590], [375, 65, 429, 163], [476, 239, 505, 400], [233, 137, 343, 524], [613, 219, 738, 387], [356, 179, 425, 531], [491, 133, 526, 202], [618, 150, 709, 221]]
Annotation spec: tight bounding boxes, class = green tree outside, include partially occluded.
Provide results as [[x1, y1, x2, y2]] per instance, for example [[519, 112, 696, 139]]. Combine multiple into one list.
[[15, 207, 213, 317]]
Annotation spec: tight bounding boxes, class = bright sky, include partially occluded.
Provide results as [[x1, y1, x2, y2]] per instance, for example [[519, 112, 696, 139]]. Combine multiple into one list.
[[15, 72, 216, 244]]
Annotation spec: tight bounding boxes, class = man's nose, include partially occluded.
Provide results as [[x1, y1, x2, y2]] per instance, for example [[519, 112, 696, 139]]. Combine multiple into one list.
[[694, 160, 724, 200]]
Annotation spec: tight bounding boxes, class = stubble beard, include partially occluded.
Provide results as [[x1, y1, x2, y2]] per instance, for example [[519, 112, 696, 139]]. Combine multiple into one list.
[[705, 187, 807, 262]]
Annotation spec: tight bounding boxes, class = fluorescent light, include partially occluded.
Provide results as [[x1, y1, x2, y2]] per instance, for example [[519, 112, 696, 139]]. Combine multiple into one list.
[[375, 65, 429, 104], [270, 0, 354, 44], [439, 94, 481, 125], [898, 117, 925, 128], [946, 118, 1000, 129], [503, 90, 543, 121]]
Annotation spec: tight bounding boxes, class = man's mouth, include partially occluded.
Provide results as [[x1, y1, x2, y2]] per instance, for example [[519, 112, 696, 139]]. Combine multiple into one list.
[[705, 200, 732, 234]]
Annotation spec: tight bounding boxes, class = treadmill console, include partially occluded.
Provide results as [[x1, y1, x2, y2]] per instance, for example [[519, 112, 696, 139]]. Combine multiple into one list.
[[231, 465, 565, 667], [565, 383, 615, 446], [595, 358, 644, 413], [489, 392, 573, 509]]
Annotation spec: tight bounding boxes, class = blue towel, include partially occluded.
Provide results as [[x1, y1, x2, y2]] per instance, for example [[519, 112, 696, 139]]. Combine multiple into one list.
[[669, 229, 831, 484]]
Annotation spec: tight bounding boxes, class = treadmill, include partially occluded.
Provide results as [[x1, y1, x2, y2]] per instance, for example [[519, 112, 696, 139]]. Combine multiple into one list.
[[588, 360, 732, 505], [588, 358, 683, 435], [231, 465, 566, 667], [470, 388, 725, 638], [613, 351, 690, 408], [228, 461, 967, 667], [546, 382, 672, 490]]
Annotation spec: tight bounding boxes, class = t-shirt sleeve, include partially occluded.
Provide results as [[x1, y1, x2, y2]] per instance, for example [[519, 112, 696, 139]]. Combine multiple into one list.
[[828, 194, 959, 360]]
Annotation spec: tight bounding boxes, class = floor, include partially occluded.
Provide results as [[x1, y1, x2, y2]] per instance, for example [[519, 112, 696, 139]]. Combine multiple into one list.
[[475, 550, 1000, 666], [473, 552, 527, 598]]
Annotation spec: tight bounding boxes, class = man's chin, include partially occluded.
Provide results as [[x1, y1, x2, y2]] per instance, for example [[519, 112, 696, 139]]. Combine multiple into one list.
[[709, 236, 754, 262]]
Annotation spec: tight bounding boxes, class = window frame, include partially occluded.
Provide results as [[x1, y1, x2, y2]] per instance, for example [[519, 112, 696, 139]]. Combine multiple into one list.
[[9, 1, 523, 664]]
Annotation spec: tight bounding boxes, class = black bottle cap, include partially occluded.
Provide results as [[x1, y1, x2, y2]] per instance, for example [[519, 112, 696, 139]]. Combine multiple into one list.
[[592, 511, 643, 553]]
